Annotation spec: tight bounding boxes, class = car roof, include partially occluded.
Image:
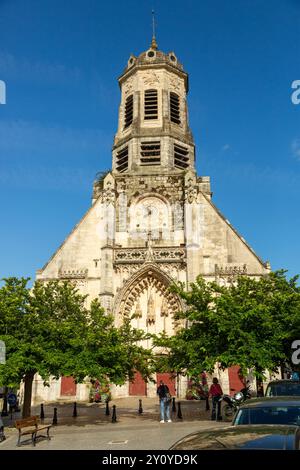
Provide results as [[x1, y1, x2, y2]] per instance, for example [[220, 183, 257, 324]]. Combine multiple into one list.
[[267, 380, 300, 385], [169, 425, 299, 450], [238, 397, 300, 408]]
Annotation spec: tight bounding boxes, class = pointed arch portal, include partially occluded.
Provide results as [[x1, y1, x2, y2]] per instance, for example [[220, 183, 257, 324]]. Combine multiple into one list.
[[113, 263, 183, 335]]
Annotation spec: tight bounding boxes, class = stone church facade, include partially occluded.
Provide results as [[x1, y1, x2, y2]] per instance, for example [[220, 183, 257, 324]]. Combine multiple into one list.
[[32, 38, 270, 403]]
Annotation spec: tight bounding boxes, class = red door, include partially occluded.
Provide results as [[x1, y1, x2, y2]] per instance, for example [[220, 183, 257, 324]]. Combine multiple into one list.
[[228, 366, 245, 395], [129, 371, 147, 396], [156, 373, 176, 396], [60, 376, 77, 396]]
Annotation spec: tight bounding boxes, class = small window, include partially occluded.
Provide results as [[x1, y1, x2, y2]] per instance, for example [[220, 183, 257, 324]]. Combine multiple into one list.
[[124, 94, 133, 128], [144, 89, 158, 120], [170, 92, 180, 124], [140, 141, 160, 165], [174, 144, 189, 169], [116, 147, 128, 172]]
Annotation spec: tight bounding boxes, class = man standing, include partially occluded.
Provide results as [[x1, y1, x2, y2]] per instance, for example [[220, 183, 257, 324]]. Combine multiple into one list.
[[157, 380, 172, 423]]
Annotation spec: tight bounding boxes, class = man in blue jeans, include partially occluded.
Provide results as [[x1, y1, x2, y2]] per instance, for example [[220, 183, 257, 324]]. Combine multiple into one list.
[[157, 380, 172, 423]]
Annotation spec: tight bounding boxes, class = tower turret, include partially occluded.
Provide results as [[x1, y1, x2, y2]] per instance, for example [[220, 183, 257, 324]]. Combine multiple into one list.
[[112, 39, 195, 175]]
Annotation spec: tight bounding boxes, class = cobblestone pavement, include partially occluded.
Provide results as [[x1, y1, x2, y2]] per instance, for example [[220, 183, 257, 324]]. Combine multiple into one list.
[[0, 398, 229, 450]]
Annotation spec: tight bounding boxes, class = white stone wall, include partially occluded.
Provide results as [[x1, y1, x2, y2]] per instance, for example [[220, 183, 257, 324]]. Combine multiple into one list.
[[33, 46, 270, 404]]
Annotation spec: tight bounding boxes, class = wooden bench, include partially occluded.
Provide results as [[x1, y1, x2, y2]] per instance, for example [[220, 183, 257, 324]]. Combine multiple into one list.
[[15, 416, 51, 446]]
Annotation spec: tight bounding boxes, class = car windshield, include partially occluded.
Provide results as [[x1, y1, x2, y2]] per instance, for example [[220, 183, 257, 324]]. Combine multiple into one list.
[[266, 383, 300, 396], [234, 406, 300, 425]]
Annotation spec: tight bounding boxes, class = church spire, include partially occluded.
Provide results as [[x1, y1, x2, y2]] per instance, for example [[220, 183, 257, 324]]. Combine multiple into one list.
[[151, 9, 158, 50]]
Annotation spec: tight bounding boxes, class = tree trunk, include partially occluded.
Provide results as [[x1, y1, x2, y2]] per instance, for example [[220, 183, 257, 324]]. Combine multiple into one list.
[[22, 372, 35, 418]]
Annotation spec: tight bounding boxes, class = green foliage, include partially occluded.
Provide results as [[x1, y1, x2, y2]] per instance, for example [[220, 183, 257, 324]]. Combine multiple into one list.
[[153, 270, 300, 379], [0, 278, 152, 389]]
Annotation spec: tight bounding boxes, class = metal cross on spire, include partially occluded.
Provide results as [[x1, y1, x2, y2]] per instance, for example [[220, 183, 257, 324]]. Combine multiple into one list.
[[151, 9, 158, 50]]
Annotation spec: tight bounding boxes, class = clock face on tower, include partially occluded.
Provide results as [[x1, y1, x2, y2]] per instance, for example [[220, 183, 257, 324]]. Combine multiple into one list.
[[129, 196, 169, 238]]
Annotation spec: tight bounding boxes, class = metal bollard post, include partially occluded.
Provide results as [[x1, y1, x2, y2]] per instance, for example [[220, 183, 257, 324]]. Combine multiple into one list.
[[177, 401, 183, 419], [72, 402, 77, 417], [105, 400, 110, 416], [111, 405, 117, 423], [40, 403, 45, 421], [138, 399, 143, 414], [172, 397, 176, 413], [205, 396, 210, 411], [52, 407, 58, 425]]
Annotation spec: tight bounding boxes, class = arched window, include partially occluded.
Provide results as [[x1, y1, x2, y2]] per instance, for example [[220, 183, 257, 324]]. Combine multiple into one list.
[[124, 94, 133, 128], [144, 89, 158, 120], [170, 92, 180, 124]]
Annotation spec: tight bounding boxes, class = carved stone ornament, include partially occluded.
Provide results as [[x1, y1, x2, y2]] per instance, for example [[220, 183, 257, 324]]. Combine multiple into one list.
[[169, 76, 181, 93], [114, 264, 140, 280], [99, 184, 115, 205], [215, 264, 248, 283], [114, 247, 186, 264], [160, 263, 183, 279], [142, 72, 160, 87], [58, 268, 88, 279], [123, 78, 133, 96], [113, 263, 183, 319], [147, 291, 156, 325], [185, 185, 199, 203]]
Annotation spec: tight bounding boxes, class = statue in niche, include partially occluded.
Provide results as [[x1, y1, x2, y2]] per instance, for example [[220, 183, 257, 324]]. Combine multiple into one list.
[[146, 290, 156, 325]]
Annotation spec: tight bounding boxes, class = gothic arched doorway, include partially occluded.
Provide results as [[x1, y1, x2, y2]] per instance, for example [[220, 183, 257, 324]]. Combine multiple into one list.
[[113, 263, 183, 396]]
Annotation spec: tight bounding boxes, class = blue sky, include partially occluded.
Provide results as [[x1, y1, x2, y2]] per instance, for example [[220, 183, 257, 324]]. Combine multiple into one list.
[[0, 0, 299, 282]]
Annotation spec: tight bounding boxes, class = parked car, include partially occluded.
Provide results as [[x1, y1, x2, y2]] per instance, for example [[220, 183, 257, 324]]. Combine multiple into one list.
[[169, 425, 300, 450], [265, 380, 300, 397], [232, 397, 300, 426]]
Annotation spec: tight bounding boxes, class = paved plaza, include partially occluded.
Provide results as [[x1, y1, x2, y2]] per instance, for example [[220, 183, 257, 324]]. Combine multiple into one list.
[[0, 398, 228, 450]]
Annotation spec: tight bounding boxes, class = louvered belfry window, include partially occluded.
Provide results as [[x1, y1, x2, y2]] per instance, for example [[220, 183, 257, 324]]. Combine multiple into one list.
[[140, 141, 160, 165], [170, 92, 180, 124], [144, 89, 158, 120], [124, 94, 133, 128], [116, 146, 128, 172], [174, 144, 189, 169]]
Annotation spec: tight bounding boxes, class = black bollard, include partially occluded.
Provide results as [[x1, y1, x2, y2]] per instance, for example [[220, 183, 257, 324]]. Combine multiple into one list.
[[105, 400, 110, 416], [72, 402, 77, 418], [40, 403, 45, 420], [205, 396, 210, 411], [52, 407, 58, 425], [111, 405, 117, 423], [177, 401, 183, 419], [138, 399, 143, 414], [172, 397, 176, 413]]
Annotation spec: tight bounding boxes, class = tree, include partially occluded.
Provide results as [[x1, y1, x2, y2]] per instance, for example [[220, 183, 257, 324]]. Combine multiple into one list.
[[153, 271, 300, 380], [0, 278, 152, 417]]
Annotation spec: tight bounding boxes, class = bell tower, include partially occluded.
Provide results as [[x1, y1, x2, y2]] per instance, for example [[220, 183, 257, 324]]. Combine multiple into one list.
[[112, 37, 195, 174]]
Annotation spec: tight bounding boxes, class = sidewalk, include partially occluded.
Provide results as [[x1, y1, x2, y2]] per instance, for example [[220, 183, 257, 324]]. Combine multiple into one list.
[[0, 398, 229, 450], [2, 397, 215, 427]]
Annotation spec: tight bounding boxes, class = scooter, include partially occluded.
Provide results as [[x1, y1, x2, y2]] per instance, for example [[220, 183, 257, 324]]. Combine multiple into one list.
[[221, 383, 251, 420]]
